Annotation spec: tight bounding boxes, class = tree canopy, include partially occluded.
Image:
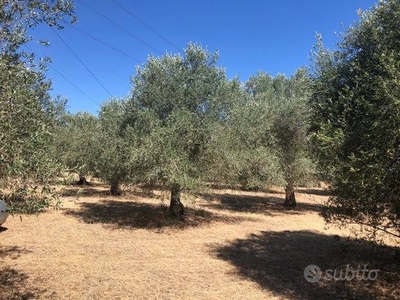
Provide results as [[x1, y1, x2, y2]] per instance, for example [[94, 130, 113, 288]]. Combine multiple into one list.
[[310, 0, 400, 238], [0, 0, 75, 213], [126, 43, 241, 217], [214, 69, 315, 206]]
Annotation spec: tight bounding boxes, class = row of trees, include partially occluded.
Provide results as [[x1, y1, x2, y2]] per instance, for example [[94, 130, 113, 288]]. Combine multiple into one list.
[[55, 45, 315, 216], [1, 0, 399, 238]]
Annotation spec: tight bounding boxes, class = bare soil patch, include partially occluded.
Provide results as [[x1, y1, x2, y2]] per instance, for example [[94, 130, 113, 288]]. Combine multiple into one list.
[[1, 185, 398, 299]]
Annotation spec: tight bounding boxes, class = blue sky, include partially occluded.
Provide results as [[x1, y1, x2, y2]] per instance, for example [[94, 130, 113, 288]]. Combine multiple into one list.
[[28, 0, 377, 114]]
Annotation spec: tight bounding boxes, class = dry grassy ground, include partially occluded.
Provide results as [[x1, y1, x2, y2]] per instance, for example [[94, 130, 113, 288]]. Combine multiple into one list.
[[0, 184, 399, 299]]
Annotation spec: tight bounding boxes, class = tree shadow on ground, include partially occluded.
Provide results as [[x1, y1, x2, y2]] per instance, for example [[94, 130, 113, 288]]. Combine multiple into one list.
[[60, 187, 111, 198], [60, 185, 165, 200], [205, 182, 283, 194], [201, 193, 323, 215], [0, 246, 44, 300], [296, 188, 333, 197], [64, 200, 254, 230], [126, 187, 170, 201], [0, 246, 31, 260], [211, 230, 399, 300]]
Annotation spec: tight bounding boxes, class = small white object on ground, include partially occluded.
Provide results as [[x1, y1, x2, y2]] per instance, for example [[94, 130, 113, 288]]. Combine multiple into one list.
[[0, 200, 10, 226]]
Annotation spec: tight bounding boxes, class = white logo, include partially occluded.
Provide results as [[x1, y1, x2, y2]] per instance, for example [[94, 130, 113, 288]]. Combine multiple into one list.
[[304, 264, 379, 283], [304, 264, 322, 283]]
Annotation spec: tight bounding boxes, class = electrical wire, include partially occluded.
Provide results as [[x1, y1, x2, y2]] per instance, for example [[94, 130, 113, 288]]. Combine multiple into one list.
[[69, 25, 142, 63], [98, 46, 125, 85], [51, 27, 113, 97], [24, 45, 100, 106], [78, 0, 162, 55], [110, 0, 181, 52], [47, 63, 100, 106]]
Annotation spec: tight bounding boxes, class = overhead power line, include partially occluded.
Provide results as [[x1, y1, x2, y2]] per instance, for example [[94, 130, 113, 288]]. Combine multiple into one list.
[[110, 0, 181, 52], [51, 27, 113, 98], [69, 25, 141, 63], [78, 0, 162, 55], [47, 63, 100, 106], [98, 47, 125, 85], [24, 45, 100, 106]]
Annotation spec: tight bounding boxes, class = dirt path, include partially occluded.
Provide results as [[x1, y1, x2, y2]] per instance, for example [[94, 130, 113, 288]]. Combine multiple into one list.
[[1, 186, 398, 299]]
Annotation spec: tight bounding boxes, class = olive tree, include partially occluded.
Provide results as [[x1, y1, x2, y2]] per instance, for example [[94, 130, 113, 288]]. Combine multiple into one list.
[[0, 0, 75, 213], [310, 0, 400, 238], [127, 43, 240, 218], [271, 70, 314, 208], [215, 70, 314, 207], [208, 82, 282, 191], [94, 99, 136, 195], [54, 99, 136, 195], [54, 112, 99, 184]]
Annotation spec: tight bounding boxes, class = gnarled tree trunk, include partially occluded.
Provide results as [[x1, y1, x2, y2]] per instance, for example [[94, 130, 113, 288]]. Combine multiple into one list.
[[284, 181, 296, 208], [169, 184, 184, 219], [110, 180, 121, 196], [75, 176, 90, 186]]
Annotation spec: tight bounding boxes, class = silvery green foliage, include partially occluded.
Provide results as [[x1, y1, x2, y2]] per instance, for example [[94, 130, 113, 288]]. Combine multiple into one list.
[[310, 0, 400, 238], [212, 69, 315, 191], [209, 96, 283, 190], [94, 99, 136, 194], [54, 112, 99, 177], [271, 69, 316, 189], [0, 0, 75, 213], [1, 0, 76, 53], [127, 43, 241, 192]]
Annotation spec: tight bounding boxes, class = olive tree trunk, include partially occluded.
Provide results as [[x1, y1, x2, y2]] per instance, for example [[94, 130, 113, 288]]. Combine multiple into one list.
[[75, 176, 90, 185], [169, 184, 184, 219], [284, 181, 296, 208], [110, 180, 121, 196]]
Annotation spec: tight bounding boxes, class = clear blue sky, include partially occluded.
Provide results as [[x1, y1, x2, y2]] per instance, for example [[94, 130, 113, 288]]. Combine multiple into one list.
[[28, 0, 377, 114]]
